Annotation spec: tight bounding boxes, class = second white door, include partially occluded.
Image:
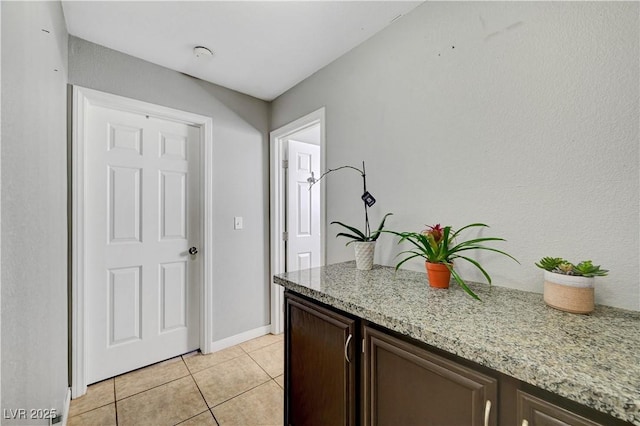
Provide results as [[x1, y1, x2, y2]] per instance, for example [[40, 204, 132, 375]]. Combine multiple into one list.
[[85, 103, 201, 384], [286, 140, 321, 272]]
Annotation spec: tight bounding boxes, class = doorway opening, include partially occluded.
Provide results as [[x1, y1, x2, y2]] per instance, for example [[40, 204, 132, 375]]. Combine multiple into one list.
[[270, 108, 326, 334]]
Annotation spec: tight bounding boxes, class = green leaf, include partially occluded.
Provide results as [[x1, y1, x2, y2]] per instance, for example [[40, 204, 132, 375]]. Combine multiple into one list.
[[333, 232, 365, 245], [370, 213, 393, 241], [448, 265, 481, 301], [451, 254, 493, 284], [451, 223, 488, 239], [394, 252, 424, 270], [574, 260, 609, 277], [403, 233, 437, 260], [398, 232, 426, 250], [440, 226, 452, 258], [535, 257, 565, 271], [450, 237, 506, 251], [331, 221, 366, 240], [454, 246, 520, 264]]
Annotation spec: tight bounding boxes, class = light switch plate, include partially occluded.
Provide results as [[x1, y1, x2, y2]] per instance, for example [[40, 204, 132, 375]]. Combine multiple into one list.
[[234, 216, 243, 230]]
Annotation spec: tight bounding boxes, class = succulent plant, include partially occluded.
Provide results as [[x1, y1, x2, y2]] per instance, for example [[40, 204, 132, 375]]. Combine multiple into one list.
[[535, 257, 564, 271], [574, 260, 609, 277], [535, 257, 608, 277]]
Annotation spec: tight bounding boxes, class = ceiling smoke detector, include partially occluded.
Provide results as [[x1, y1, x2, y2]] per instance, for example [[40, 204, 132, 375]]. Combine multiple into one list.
[[193, 46, 214, 58]]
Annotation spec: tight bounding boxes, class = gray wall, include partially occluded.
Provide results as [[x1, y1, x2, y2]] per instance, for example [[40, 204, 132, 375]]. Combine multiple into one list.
[[272, 2, 640, 310], [68, 36, 272, 340], [1, 1, 69, 423]]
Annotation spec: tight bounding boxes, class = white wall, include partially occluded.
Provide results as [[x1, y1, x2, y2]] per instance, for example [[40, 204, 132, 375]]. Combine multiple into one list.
[[1, 1, 69, 423], [289, 124, 321, 146], [272, 2, 640, 310], [1, 0, 3, 412], [68, 37, 272, 340]]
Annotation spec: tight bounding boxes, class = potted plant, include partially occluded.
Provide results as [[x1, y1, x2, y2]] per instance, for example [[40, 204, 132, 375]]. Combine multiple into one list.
[[308, 161, 391, 270], [535, 257, 608, 314], [390, 223, 518, 300], [332, 213, 393, 270]]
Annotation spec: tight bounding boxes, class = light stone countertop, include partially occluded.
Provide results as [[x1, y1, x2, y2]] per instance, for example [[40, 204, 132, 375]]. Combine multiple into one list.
[[274, 261, 640, 425]]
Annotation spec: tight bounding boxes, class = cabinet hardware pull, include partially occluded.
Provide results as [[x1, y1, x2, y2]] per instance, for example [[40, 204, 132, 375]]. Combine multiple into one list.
[[484, 400, 491, 426], [521, 421, 529, 426], [344, 334, 353, 363]]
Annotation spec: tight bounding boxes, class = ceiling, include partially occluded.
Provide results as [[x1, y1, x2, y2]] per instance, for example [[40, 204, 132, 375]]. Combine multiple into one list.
[[62, 1, 423, 101]]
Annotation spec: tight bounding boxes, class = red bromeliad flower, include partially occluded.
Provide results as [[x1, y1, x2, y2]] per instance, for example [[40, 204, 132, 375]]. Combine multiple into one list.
[[422, 224, 444, 244]]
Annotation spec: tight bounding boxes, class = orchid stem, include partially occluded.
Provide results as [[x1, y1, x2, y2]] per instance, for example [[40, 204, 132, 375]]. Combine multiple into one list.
[[309, 161, 372, 239]]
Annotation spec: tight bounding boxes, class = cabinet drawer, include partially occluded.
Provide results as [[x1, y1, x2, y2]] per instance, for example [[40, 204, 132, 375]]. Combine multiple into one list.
[[363, 325, 497, 426]]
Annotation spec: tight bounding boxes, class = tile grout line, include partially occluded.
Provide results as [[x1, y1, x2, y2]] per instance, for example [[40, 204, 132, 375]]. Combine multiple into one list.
[[80, 338, 283, 425], [113, 378, 119, 426], [239, 337, 284, 355], [183, 350, 246, 376], [246, 351, 272, 378], [274, 377, 284, 391], [69, 401, 114, 420], [188, 361, 219, 424], [188, 341, 281, 423], [117, 371, 209, 425], [68, 379, 118, 420], [175, 357, 216, 426], [245, 345, 282, 381], [114, 372, 191, 403], [181, 352, 222, 425], [171, 407, 214, 426], [207, 377, 274, 410]]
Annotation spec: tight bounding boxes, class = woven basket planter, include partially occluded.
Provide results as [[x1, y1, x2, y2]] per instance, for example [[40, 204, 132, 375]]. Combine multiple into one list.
[[543, 271, 594, 314]]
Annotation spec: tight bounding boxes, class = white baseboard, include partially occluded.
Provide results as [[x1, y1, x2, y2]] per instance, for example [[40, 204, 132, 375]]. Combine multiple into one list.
[[209, 325, 272, 352], [59, 387, 71, 426]]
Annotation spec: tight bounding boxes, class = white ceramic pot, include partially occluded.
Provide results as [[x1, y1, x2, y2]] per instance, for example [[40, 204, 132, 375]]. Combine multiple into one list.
[[543, 271, 595, 314], [353, 241, 376, 270]]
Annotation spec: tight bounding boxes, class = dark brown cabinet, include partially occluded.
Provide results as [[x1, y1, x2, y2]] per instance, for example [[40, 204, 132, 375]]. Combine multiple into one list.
[[363, 325, 497, 426], [517, 390, 603, 426], [284, 290, 630, 426], [285, 292, 357, 426]]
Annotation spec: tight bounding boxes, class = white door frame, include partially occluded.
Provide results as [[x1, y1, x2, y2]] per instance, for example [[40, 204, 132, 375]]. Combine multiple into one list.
[[71, 86, 214, 398], [269, 107, 326, 334]]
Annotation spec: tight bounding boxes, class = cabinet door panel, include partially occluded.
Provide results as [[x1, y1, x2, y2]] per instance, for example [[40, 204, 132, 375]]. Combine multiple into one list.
[[285, 293, 357, 426], [363, 325, 497, 426], [517, 390, 604, 426]]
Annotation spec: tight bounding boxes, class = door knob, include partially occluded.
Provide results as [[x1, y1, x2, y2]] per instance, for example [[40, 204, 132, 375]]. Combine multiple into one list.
[[188, 247, 198, 255]]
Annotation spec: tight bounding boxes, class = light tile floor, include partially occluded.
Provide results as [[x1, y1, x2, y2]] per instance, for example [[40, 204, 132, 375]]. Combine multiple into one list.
[[68, 334, 284, 426]]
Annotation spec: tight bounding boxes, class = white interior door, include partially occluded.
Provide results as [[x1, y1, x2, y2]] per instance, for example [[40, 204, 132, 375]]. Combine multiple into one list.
[[286, 140, 321, 272], [85, 104, 200, 384]]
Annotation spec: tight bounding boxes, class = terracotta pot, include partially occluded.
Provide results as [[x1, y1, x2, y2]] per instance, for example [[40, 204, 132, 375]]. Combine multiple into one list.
[[543, 271, 594, 314], [425, 261, 452, 288]]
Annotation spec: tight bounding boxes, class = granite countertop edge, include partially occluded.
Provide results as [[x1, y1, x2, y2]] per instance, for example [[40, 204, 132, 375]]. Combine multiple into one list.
[[274, 264, 640, 425]]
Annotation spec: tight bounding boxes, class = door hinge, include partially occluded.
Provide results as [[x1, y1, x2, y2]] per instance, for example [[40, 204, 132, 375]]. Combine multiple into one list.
[[282, 159, 289, 169], [283, 231, 288, 241]]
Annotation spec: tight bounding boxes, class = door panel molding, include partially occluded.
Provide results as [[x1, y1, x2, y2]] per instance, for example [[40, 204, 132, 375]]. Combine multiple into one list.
[[269, 108, 326, 335], [71, 86, 214, 398]]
